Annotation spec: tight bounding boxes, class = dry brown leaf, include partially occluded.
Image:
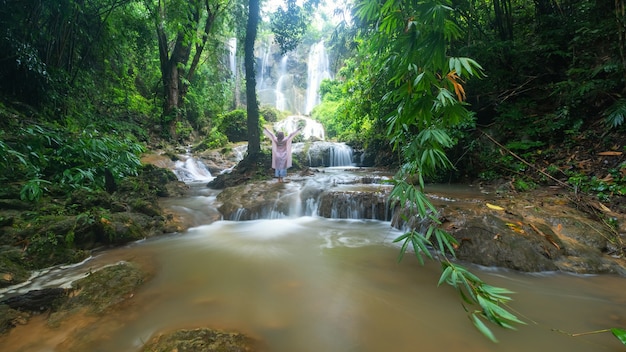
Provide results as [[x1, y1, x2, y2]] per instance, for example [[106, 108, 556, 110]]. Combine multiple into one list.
[[486, 203, 505, 211], [597, 202, 612, 213]]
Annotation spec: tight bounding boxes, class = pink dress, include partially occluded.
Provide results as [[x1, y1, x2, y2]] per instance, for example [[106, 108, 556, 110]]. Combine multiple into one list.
[[263, 128, 300, 170]]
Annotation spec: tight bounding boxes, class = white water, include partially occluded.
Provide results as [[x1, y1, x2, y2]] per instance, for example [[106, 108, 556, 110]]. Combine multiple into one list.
[[305, 41, 331, 114], [258, 43, 272, 90], [275, 55, 288, 111], [253, 39, 333, 114], [273, 115, 325, 140], [228, 37, 237, 76], [329, 142, 353, 166], [173, 156, 214, 182]]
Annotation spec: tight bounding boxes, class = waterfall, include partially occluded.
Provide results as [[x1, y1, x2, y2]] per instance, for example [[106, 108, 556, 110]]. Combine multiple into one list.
[[258, 44, 272, 90], [228, 38, 237, 76], [275, 55, 288, 111], [305, 41, 331, 115]]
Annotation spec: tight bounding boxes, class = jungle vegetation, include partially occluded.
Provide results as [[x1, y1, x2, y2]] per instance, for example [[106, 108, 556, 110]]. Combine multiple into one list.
[[1, 0, 625, 343]]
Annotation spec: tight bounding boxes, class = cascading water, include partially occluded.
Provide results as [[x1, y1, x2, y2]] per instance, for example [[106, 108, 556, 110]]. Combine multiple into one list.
[[293, 141, 355, 167], [173, 156, 214, 183], [273, 115, 325, 140], [258, 44, 272, 90], [275, 55, 288, 111], [329, 143, 353, 166], [228, 38, 237, 76], [305, 41, 331, 115]]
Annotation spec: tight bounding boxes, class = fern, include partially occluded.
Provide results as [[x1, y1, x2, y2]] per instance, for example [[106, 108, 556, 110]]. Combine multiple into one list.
[[604, 100, 626, 128]]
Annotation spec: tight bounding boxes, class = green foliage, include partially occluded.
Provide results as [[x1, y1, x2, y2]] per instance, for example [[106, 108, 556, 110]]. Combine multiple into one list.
[[0, 123, 145, 201], [512, 178, 536, 192], [270, 0, 309, 54], [218, 109, 248, 142], [196, 127, 229, 151], [567, 168, 626, 202], [350, 0, 522, 341], [20, 179, 52, 202], [439, 262, 525, 343], [260, 106, 283, 123], [604, 100, 626, 128]]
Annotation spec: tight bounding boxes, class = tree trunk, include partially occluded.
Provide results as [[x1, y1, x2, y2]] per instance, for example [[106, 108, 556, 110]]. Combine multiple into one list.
[[245, 0, 261, 157], [152, 0, 221, 138]]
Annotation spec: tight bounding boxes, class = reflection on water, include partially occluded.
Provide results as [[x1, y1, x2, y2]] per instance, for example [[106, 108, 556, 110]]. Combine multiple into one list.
[[2, 217, 626, 351]]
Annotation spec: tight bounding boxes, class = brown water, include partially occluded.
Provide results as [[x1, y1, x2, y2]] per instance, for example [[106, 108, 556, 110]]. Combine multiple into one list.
[[2, 216, 626, 351], [1, 176, 626, 352]]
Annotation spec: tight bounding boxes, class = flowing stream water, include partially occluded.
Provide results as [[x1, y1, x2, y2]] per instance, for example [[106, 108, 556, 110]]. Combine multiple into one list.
[[1, 169, 626, 352]]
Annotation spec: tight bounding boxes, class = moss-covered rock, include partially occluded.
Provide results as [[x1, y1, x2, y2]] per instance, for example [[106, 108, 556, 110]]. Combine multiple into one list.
[[0, 246, 30, 288], [141, 328, 260, 352], [59, 261, 146, 315], [0, 304, 27, 334]]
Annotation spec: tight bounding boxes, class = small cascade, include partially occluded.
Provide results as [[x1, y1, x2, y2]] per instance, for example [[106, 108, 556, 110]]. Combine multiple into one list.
[[305, 41, 331, 114], [296, 141, 353, 167], [173, 156, 214, 183], [218, 170, 394, 221], [329, 143, 353, 167], [232, 144, 247, 162], [317, 191, 392, 220]]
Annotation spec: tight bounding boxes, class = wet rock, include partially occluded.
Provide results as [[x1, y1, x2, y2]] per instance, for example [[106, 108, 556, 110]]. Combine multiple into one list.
[[217, 182, 289, 220], [58, 261, 146, 315], [317, 191, 391, 220], [420, 187, 626, 275], [140, 328, 261, 352], [451, 215, 560, 272], [1, 288, 68, 312]]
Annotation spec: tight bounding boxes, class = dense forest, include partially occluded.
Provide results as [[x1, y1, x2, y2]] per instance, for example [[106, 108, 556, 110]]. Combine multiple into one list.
[[1, 0, 625, 343], [1, 0, 624, 196]]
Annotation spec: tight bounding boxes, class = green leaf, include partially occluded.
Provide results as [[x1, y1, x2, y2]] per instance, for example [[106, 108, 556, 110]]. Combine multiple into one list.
[[438, 264, 454, 286], [393, 232, 411, 243], [471, 312, 498, 343], [611, 328, 626, 345]]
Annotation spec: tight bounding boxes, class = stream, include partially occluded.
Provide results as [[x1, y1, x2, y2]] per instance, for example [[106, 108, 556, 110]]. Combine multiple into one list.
[[1, 167, 626, 351]]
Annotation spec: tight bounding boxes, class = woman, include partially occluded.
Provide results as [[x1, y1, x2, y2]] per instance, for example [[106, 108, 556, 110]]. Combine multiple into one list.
[[263, 126, 302, 183]]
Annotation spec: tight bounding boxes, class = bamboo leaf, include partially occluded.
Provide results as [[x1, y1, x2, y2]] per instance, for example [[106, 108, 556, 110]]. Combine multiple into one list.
[[438, 265, 454, 286], [397, 237, 409, 262], [393, 232, 411, 243], [611, 328, 626, 345], [471, 313, 498, 343]]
